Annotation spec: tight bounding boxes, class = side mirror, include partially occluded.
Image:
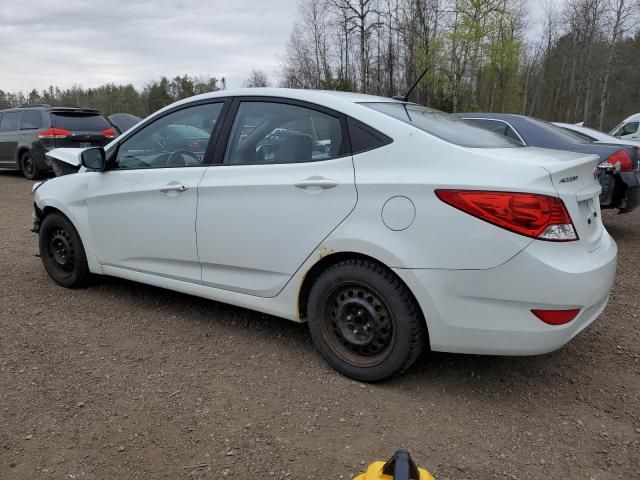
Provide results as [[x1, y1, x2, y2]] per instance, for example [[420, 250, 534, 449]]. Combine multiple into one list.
[[80, 147, 106, 171]]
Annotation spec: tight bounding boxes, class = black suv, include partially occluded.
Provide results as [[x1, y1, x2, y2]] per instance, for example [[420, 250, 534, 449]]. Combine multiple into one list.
[[0, 104, 116, 179]]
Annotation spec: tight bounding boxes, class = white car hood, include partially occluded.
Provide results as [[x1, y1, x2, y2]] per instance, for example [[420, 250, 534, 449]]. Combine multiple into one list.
[[45, 148, 87, 167]]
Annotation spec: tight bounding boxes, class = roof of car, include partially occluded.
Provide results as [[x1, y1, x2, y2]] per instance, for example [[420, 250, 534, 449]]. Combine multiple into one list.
[[0, 105, 100, 113], [172, 87, 402, 105]]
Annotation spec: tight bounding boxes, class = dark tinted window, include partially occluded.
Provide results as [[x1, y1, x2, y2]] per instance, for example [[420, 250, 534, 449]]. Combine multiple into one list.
[[530, 118, 590, 144], [0, 112, 20, 132], [361, 102, 519, 148], [560, 127, 596, 142], [463, 118, 524, 144], [20, 110, 43, 129], [225, 102, 344, 165], [504, 126, 523, 143], [51, 113, 110, 131], [467, 118, 508, 135], [348, 118, 392, 154]]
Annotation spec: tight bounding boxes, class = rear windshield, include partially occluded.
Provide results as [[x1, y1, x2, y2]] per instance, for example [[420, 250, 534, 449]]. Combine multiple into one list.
[[533, 119, 590, 144], [360, 102, 520, 148], [51, 113, 110, 131]]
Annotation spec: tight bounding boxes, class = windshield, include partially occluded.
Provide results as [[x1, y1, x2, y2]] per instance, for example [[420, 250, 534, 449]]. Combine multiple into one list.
[[360, 102, 520, 148]]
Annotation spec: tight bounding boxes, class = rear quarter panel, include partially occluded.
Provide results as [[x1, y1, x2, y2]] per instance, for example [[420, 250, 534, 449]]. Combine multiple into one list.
[[321, 129, 554, 270]]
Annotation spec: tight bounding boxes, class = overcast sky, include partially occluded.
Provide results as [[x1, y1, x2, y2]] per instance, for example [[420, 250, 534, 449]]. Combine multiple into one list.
[[0, 0, 557, 94]]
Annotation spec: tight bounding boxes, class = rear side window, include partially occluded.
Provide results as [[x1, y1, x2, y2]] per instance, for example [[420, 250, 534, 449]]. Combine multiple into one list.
[[224, 102, 345, 165], [347, 118, 392, 154], [0, 112, 20, 132], [51, 113, 110, 132], [463, 118, 524, 144], [20, 111, 43, 130], [361, 102, 519, 148]]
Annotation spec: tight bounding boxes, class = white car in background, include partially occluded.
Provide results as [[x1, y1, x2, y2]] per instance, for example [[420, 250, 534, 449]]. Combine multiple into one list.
[[553, 121, 640, 148], [33, 89, 617, 381], [609, 113, 640, 141]]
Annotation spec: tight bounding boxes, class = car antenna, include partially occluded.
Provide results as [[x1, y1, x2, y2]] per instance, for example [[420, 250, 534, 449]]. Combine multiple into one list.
[[392, 66, 429, 103]]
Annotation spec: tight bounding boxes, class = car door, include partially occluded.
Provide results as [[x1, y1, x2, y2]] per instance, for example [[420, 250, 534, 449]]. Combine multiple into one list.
[[86, 100, 227, 283], [196, 99, 357, 297], [0, 111, 21, 166]]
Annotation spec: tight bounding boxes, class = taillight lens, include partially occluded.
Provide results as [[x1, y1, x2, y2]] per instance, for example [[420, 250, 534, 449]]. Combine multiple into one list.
[[531, 308, 580, 325], [100, 128, 117, 139], [435, 190, 578, 241], [38, 127, 71, 139], [599, 149, 633, 172]]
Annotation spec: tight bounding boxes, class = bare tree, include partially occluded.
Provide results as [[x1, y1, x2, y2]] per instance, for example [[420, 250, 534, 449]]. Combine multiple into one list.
[[598, 0, 637, 129], [245, 69, 270, 88]]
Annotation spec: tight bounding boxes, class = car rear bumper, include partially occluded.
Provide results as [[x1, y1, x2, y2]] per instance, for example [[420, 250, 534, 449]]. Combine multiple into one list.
[[394, 232, 617, 355]]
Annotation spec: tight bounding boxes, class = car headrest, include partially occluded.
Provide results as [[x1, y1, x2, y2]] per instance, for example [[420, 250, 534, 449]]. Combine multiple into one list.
[[275, 134, 313, 163]]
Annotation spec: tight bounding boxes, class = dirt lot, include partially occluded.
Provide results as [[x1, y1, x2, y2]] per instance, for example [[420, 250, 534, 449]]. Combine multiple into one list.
[[0, 171, 639, 480]]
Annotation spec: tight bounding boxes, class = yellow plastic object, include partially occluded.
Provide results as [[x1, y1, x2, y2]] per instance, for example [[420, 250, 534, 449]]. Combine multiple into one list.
[[354, 460, 435, 480]]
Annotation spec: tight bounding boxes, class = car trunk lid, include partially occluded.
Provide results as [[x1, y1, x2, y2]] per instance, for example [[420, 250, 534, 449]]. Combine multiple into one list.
[[478, 147, 604, 252], [542, 154, 603, 252]]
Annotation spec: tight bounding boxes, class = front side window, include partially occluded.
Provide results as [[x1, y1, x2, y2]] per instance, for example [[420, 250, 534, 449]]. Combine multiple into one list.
[[360, 102, 519, 148], [621, 122, 639, 136], [224, 102, 344, 165], [115, 103, 223, 169], [20, 111, 43, 130], [0, 112, 20, 132]]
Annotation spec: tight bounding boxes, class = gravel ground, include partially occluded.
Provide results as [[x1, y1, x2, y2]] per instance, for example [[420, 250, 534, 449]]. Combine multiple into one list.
[[0, 171, 639, 480]]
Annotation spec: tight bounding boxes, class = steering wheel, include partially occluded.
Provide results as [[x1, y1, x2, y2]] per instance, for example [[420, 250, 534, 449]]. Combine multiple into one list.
[[166, 149, 200, 167]]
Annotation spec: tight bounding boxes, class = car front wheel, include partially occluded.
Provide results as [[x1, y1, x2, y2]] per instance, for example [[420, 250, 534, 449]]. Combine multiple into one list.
[[39, 213, 91, 288], [307, 259, 427, 382]]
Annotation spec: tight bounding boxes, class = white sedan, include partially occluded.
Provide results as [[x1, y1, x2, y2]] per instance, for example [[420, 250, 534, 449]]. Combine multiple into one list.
[[33, 89, 617, 381]]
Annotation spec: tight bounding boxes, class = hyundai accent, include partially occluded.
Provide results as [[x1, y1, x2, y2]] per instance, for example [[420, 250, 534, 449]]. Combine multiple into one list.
[[32, 89, 617, 381]]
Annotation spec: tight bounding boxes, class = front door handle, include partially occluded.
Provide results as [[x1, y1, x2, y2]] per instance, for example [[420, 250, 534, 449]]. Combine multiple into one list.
[[294, 177, 339, 190], [159, 183, 189, 193]]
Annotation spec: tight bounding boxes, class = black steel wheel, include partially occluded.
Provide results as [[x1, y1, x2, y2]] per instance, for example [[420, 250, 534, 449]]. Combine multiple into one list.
[[39, 213, 91, 288], [322, 282, 395, 368], [307, 258, 427, 382], [20, 151, 42, 180]]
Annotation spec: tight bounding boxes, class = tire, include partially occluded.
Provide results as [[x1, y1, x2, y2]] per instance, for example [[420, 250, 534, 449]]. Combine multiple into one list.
[[39, 213, 91, 288], [20, 151, 42, 180], [307, 259, 427, 382]]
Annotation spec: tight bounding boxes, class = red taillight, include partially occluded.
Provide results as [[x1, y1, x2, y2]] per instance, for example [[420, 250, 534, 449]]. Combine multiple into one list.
[[100, 128, 117, 139], [38, 127, 71, 139], [600, 149, 633, 172], [435, 190, 578, 241], [531, 308, 580, 325]]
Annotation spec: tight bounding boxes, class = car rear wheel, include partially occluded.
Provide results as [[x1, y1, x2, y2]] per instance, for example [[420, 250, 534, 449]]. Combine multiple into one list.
[[39, 213, 91, 288], [20, 151, 42, 180], [307, 259, 427, 382]]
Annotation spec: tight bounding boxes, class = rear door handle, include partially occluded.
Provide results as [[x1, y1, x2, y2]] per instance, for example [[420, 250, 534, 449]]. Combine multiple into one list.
[[294, 177, 339, 190], [159, 183, 189, 193]]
